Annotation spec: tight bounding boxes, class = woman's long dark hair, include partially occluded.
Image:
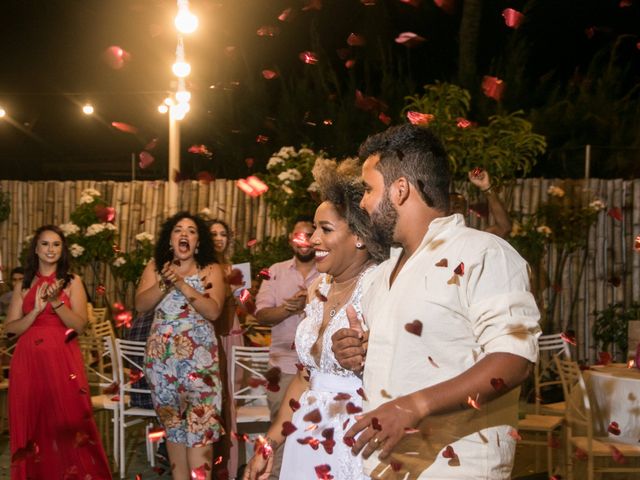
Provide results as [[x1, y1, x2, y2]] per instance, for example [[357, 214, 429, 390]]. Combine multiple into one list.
[[23, 225, 73, 289], [205, 218, 232, 263], [154, 211, 218, 272]]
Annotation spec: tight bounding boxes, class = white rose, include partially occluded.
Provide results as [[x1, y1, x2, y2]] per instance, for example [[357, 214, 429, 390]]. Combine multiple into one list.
[[25, 234, 34, 243], [112, 257, 126, 267], [81, 188, 101, 198], [537, 225, 552, 237], [135, 232, 154, 242], [307, 182, 319, 192], [85, 223, 106, 236], [79, 194, 94, 204], [277, 171, 289, 182], [286, 168, 302, 181], [277, 146, 296, 159], [281, 185, 294, 195], [104, 222, 117, 231], [547, 186, 565, 198], [59, 222, 80, 236], [266, 157, 285, 170], [70, 244, 85, 258], [298, 148, 314, 156], [589, 199, 606, 211]]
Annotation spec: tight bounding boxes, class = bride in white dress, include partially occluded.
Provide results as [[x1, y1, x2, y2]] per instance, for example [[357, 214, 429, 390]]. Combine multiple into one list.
[[243, 159, 386, 480]]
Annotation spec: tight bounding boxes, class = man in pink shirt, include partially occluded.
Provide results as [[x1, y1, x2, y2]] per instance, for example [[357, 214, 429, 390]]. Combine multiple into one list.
[[255, 215, 320, 479]]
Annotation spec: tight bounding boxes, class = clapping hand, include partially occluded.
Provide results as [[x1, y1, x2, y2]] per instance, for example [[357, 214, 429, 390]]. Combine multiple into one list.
[[331, 305, 368, 374], [282, 288, 307, 314], [161, 261, 184, 288], [242, 446, 274, 480]]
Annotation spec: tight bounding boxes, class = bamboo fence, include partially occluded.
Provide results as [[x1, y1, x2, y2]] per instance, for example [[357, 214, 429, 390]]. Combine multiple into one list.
[[1, 178, 639, 362]]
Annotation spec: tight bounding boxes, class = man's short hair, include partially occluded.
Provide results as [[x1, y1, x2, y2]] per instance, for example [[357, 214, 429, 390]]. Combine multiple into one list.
[[358, 124, 451, 212], [11, 267, 24, 277], [289, 214, 314, 231]]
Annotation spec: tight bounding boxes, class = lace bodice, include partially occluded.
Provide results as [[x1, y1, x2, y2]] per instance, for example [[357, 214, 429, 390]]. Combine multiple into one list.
[[294, 267, 374, 377]]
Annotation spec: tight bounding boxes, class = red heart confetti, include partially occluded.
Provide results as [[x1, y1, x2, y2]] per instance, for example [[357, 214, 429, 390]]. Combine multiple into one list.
[[447, 274, 459, 285], [467, 393, 481, 410], [343, 436, 355, 447], [457, 117, 473, 128], [289, 398, 301, 411], [190, 462, 211, 480], [560, 331, 577, 346], [103, 46, 131, 70], [299, 51, 319, 65], [262, 69, 278, 80], [96, 284, 106, 295], [598, 351, 612, 366], [607, 207, 622, 221], [575, 447, 588, 460], [345, 402, 362, 414], [508, 428, 522, 441], [256, 26, 279, 37], [347, 33, 366, 46], [395, 32, 426, 47], [95, 205, 116, 223], [610, 445, 626, 464], [371, 417, 382, 430], [404, 319, 423, 336], [406, 111, 434, 126], [442, 445, 457, 459], [258, 268, 271, 280], [356, 387, 368, 401], [454, 262, 464, 275], [381, 389, 393, 398], [378, 112, 391, 125], [303, 0, 323, 11], [490, 378, 507, 391], [10, 440, 40, 465], [303, 409, 322, 423], [139, 151, 155, 169], [481, 76, 505, 101], [102, 382, 119, 395], [148, 427, 166, 442], [333, 392, 351, 401], [502, 8, 524, 29], [281, 421, 297, 437], [314, 464, 333, 480], [435, 258, 448, 267], [391, 461, 403, 471], [111, 121, 138, 134]]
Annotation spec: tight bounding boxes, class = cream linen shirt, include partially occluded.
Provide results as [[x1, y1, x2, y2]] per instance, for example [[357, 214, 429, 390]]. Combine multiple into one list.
[[361, 214, 541, 479]]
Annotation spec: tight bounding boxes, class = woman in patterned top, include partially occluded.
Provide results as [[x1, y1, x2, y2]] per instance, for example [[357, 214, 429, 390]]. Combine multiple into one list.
[[136, 212, 226, 480]]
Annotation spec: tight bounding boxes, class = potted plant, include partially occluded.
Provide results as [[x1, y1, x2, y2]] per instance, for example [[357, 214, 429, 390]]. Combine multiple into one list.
[[593, 302, 640, 362]]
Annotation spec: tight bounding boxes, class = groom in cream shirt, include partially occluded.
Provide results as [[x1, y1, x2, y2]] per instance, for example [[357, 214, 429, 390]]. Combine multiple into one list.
[[333, 124, 541, 479]]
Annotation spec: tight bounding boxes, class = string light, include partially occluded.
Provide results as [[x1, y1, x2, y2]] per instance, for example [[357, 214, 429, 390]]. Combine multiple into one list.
[[158, 104, 169, 114], [82, 103, 94, 115], [175, 0, 198, 34], [0, 107, 6, 118]]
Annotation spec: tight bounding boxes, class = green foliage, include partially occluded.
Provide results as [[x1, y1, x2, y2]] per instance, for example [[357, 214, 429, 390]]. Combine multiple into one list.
[[593, 302, 640, 355], [232, 235, 291, 283], [507, 214, 551, 268], [111, 234, 155, 287], [262, 146, 324, 222], [403, 83, 546, 183]]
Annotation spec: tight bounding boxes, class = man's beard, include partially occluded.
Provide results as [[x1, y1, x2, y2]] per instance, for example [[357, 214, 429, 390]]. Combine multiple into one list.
[[294, 249, 316, 263], [369, 190, 399, 252]]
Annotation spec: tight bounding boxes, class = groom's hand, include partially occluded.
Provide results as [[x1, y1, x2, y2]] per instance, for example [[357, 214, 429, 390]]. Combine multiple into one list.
[[331, 305, 368, 373], [345, 394, 422, 460]]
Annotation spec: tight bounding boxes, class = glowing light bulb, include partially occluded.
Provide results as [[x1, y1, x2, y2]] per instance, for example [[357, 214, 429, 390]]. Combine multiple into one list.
[[172, 61, 191, 78], [175, 9, 198, 34], [163, 97, 174, 106], [175, 90, 191, 103], [172, 102, 190, 120], [82, 104, 94, 115], [158, 104, 169, 114], [0, 107, 5, 118]]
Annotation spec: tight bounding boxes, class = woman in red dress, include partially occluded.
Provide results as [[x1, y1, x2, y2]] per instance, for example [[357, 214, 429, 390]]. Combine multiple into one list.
[[6, 225, 111, 480]]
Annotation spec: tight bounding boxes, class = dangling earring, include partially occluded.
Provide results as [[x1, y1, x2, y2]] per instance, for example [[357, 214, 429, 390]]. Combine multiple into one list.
[[195, 244, 199, 254], [355, 242, 363, 249]]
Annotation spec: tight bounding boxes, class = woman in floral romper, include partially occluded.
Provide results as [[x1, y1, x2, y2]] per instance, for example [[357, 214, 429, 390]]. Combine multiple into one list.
[[136, 212, 226, 480]]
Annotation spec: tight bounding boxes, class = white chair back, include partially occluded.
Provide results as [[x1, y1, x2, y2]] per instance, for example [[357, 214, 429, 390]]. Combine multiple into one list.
[[534, 333, 571, 413], [231, 345, 270, 404]]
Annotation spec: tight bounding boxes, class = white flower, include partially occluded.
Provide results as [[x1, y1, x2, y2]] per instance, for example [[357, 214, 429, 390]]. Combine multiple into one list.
[[536, 225, 552, 237], [79, 194, 95, 204], [112, 256, 126, 267], [510, 222, 523, 237], [85, 223, 106, 236], [589, 199, 606, 211], [70, 244, 85, 258], [135, 232, 154, 243], [547, 186, 565, 198], [277, 146, 296, 159], [281, 184, 294, 195], [266, 156, 285, 170], [307, 181, 320, 192], [81, 188, 101, 198], [277, 168, 302, 182], [298, 147, 314, 156], [25, 234, 34, 243], [58, 222, 80, 236], [104, 222, 117, 231]]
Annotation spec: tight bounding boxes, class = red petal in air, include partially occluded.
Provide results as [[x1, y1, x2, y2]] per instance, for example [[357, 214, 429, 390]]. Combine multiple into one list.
[[406, 111, 434, 125], [95, 205, 116, 223], [404, 319, 423, 336], [259, 268, 271, 280], [454, 262, 464, 275], [490, 377, 507, 391], [111, 122, 139, 134], [333, 392, 351, 401], [347, 33, 366, 47], [303, 408, 322, 423], [502, 8, 524, 29], [262, 69, 278, 80], [607, 207, 622, 221], [289, 398, 301, 411], [435, 258, 448, 267], [481, 76, 505, 101], [314, 464, 333, 480], [345, 402, 362, 414], [139, 151, 155, 169], [256, 26, 279, 37], [457, 117, 473, 128], [356, 387, 368, 401], [65, 328, 78, 343], [394, 32, 426, 47], [303, 0, 323, 11], [281, 421, 297, 436], [560, 331, 577, 345], [378, 112, 391, 125], [278, 8, 293, 22], [299, 51, 319, 65]]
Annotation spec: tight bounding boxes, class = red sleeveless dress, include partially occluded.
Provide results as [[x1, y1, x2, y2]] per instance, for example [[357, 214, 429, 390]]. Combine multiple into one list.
[[9, 272, 111, 479]]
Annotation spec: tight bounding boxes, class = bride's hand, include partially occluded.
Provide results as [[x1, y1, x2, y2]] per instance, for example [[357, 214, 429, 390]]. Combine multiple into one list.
[[242, 451, 273, 480]]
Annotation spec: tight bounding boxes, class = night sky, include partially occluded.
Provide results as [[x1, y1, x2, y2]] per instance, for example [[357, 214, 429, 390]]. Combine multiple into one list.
[[1, 0, 639, 180]]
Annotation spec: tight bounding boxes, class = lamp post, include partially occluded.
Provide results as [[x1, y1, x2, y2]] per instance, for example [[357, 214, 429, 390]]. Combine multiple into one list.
[[168, 103, 180, 214]]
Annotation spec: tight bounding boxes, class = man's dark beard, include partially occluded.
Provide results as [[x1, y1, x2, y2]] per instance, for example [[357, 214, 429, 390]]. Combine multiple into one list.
[[369, 190, 398, 252], [294, 250, 316, 263]]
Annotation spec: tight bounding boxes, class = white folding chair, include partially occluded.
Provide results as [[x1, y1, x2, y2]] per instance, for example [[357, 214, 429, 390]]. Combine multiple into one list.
[[556, 357, 640, 480], [516, 333, 571, 475], [0, 325, 16, 433], [114, 339, 158, 479], [78, 334, 119, 468], [230, 345, 271, 424]]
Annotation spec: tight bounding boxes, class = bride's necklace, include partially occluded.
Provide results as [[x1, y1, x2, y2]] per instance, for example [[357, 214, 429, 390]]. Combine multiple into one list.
[[326, 275, 359, 317]]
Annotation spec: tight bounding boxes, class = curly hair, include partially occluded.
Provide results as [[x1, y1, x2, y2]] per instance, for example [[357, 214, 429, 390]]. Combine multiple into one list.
[[312, 158, 387, 263], [359, 124, 451, 213], [154, 212, 218, 272], [205, 218, 232, 262], [23, 225, 73, 289]]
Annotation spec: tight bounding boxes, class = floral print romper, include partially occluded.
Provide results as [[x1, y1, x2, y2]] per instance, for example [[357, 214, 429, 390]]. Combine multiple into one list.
[[145, 273, 223, 447]]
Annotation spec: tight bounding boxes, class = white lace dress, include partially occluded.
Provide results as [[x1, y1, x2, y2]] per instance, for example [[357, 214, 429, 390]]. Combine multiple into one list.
[[279, 270, 374, 480]]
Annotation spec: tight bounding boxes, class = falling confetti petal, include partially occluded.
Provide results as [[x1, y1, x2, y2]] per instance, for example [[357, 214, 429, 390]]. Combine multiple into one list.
[[258, 268, 271, 280], [115, 310, 133, 328], [111, 122, 139, 134], [262, 69, 278, 80], [442, 445, 457, 459], [314, 464, 333, 480], [457, 117, 473, 128], [333, 392, 351, 401], [148, 427, 166, 442], [356, 387, 368, 400], [278, 7, 293, 21], [490, 377, 507, 391], [292, 231, 313, 248], [454, 262, 465, 276], [371, 417, 382, 430], [256, 134, 269, 144], [467, 394, 481, 410], [299, 51, 319, 64], [345, 402, 362, 414], [481, 76, 505, 101], [10, 440, 40, 465], [508, 428, 522, 441], [345, 59, 356, 69], [303, 0, 323, 11], [347, 33, 366, 46], [354, 90, 387, 113], [404, 320, 423, 336], [435, 258, 448, 267], [447, 274, 460, 285], [103, 46, 131, 70], [560, 331, 576, 346], [95, 205, 116, 223], [433, 0, 456, 14], [502, 8, 524, 29], [575, 447, 588, 460], [610, 445, 626, 464], [635, 235, 640, 251], [607, 207, 622, 221], [289, 398, 301, 411], [139, 151, 155, 169], [190, 463, 211, 480], [257, 26, 279, 37], [303, 409, 322, 423], [196, 171, 215, 184], [394, 32, 426, 47], [188, 144, 213, 157], [281, 421, 297, 436], [378, 112, 391, 125], [406, 111, 434, 126], [598, 351, 612, 366]]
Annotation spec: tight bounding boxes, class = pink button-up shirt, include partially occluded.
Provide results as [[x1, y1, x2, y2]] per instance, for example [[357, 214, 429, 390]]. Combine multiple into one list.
[[255, 258, 320, 375]]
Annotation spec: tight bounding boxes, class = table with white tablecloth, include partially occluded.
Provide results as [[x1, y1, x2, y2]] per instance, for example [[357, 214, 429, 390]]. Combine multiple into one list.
[[584, 364, 640, 444]]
